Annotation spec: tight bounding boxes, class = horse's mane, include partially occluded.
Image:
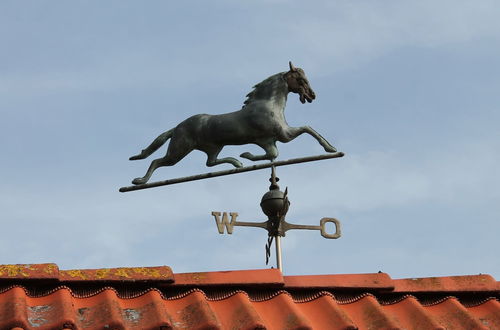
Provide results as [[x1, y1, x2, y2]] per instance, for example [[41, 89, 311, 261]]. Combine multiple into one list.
[[243, 72, 287, 108]]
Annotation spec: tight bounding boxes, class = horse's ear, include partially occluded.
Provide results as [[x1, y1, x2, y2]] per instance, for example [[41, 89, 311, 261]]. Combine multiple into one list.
[[289, 61, 297, 72]]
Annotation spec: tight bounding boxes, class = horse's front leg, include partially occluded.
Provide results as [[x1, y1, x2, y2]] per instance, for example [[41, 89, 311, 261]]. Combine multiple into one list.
[[282, 126, 337, 153]]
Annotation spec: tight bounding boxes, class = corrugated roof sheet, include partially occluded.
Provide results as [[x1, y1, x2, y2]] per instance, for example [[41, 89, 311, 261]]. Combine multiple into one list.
[[0, 263, 498, 329]]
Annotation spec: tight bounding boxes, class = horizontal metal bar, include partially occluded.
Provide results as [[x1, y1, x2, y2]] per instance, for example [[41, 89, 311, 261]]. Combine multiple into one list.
[[283, 223, 321, 231], [119, 152, 344, 192], [281, 218, 341, 239], [233, 221, 269, 230]]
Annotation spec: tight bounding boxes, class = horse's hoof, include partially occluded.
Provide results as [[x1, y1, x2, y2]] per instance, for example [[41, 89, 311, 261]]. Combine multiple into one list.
[[132, 177, 147, 185], [240, 152, 254, 160], [325, 146, 337, 153]]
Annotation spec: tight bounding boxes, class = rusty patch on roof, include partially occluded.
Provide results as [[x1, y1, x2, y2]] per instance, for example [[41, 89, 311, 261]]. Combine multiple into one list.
[[60, 266, 173, 282], [0, 263, 59, 280]]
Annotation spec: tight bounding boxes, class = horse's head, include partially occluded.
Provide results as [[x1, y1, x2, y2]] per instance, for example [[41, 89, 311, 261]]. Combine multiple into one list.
[[285, 61, 316, 104]]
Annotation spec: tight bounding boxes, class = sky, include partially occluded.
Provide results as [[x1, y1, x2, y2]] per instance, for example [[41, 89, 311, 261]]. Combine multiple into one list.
[[1, 0, 499, 279]]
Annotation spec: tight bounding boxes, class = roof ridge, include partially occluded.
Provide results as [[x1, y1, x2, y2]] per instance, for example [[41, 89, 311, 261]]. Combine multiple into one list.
[[0, 284, 497, 308], [0, 264, 498, 293]]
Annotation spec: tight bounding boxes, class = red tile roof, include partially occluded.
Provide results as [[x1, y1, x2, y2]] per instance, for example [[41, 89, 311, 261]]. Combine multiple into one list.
[[0, 264, 498, 329]]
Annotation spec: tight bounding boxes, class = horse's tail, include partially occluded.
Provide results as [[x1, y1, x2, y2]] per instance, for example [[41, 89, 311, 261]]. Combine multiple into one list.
[[129, 129, 174, 160]]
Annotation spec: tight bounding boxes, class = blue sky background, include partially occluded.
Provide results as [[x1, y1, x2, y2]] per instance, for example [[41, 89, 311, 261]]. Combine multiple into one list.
[[1, 1, 499, 278]]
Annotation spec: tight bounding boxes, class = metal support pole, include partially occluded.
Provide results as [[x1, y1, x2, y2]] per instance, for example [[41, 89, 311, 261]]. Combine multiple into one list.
[[275, 235, 283, 271]]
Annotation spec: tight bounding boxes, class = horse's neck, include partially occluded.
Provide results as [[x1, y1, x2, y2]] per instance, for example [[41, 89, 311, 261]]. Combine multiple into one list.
[[267, 87, 288, 112], [244, 73, 289, 112]]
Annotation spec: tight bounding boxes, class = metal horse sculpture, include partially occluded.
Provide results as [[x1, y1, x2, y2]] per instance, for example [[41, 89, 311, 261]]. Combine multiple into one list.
[[129, 62, 336, 185]]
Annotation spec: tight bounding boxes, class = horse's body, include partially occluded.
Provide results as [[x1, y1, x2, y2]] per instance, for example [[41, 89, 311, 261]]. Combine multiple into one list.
[[130, 63, 336, 185]]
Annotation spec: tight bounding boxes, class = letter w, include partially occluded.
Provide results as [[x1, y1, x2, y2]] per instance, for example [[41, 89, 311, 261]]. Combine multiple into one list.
[[212, 212, 238, 234]]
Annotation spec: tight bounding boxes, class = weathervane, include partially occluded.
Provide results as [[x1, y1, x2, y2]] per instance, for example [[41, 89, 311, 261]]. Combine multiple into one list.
[[120, 62, 344, 271]]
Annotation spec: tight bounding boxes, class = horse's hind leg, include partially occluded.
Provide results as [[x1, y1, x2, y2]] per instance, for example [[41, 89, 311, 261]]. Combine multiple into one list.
[[132, 157, 169, 185], [283, 126, 336, 152], [132, 137, 193, 185], [204, 146, 243, 168], [130, 129, 173, 160], [240, 141, 278, 161]]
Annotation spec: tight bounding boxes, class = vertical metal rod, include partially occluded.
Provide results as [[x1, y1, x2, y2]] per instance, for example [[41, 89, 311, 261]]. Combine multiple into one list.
[[275, 235, 283, 271]]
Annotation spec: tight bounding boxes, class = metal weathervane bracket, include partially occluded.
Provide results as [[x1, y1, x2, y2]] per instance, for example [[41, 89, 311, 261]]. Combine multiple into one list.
[[211, 167, 341, 271]]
